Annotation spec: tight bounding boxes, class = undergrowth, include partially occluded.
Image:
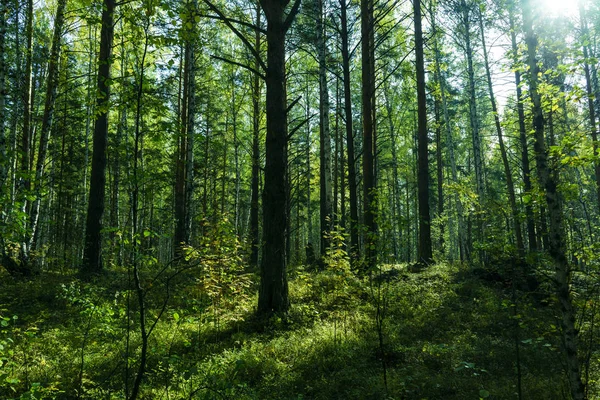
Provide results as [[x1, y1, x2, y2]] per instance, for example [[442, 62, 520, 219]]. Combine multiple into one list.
[[0, 260, 596, 399]]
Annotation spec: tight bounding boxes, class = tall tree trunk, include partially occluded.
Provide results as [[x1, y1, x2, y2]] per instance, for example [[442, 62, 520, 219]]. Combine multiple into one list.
[[29, 0, 67, 252], [82, 0, 115, 273], [414, 0, 432, 266], [249, 2, 261, 267], [174, 2, 196, 256], [478, 9, 523, 255], [0, 0, 7, 189], [434, 98, 444, 254], [579, 4, 600, 214], [317, 0, 332, 256], [361, 0, 376, 270], [258, 0, 300, 314], [509, 2, 537, 251], [522, 1, 585, 398], [340, 0, 359, 260]]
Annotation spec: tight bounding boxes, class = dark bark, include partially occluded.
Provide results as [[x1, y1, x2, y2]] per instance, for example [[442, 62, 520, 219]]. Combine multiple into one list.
[[361, 0, 376, 270], [174, 3, 196, 257], [340, 0, 359, 260], [82, 0, 115, 273], [258, 0, 299, 314], [414, 0, 432, 265], [317, 0, 332, 255], [0, 0, 6, 188]]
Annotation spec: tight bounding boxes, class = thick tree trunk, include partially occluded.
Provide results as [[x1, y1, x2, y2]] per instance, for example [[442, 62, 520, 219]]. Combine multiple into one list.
[[317, 0, 332, 255], [258, 0, 299, 314], [361, 0, 376, 270], [82, 0, 115, 273], [478, 10, 523, 255], [414, 0, 432, 266], [340, 0, 359, 260], [522, 1, 585, 398], [509, 3, 537, 251]]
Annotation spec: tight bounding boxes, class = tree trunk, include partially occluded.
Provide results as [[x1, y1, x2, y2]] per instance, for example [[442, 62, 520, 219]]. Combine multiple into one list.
[[317, 0, 332, 256], [340, 0, 359, 260], [361, 0, 376, 270], [29, 0, 67, 252], [509, 2, 537, 251], [249, 2, 261, 267], [478, 9, 523, 255], [258, 0, 299, 314], [414, 0, 432, 266], [174, 1, 196, 257], [82, 0, 115, 273], [522, 1, 585, 398], [0, 0, 7, 189]]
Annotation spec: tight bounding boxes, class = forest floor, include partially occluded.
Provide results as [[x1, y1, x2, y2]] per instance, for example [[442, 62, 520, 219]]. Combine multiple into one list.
[[0, 261, 591, 399]]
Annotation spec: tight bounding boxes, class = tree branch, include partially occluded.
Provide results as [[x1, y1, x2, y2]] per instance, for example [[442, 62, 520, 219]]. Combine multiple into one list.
[[200, 0, 267, 72], [199, 13, 266, 34], [211, 55, 266, 80], [284, 0, 302, 32]]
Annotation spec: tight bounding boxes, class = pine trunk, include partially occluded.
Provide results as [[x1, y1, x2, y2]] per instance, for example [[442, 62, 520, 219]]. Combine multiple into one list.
[[82, 0, 115, 273]]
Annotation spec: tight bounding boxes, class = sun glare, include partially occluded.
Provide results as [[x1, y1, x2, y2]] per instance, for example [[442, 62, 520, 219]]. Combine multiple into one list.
[[540, 0, 579, 17]]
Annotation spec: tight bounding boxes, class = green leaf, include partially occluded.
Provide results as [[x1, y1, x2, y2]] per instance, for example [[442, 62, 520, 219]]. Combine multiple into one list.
[[479, 389, 490, 398]]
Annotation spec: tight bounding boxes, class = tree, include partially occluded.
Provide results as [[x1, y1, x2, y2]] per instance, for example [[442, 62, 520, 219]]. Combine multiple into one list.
[[414, 0, 431, 266], [361, 0, 376, 270], [82, 0, 116, 273], [521, 0, 585, 397]]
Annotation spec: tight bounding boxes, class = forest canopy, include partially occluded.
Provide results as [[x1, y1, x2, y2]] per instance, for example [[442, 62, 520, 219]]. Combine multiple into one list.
[[0, 0, 599, 398]]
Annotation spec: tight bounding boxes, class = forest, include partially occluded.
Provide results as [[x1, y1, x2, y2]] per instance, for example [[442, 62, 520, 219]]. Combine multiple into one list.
[[0, 0, 599, 398]]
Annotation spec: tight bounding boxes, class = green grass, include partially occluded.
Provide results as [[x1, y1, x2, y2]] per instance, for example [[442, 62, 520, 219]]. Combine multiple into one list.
[[0, 262, 593, 399]]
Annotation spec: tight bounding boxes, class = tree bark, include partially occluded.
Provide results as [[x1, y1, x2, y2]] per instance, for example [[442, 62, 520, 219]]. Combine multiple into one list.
[[317, 0, 332, 256], [29, 0, 67, 252], [361, 0, 376, 270], [82, 0, 115, 273], [414, 0, 432, 265], [340, 0, 359, 260], [174, 1, 196, 257], [258, 0, 299, 314]]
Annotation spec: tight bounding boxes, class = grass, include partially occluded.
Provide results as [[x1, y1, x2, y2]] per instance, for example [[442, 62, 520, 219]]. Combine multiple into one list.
[[0, 261, 592, 399]]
